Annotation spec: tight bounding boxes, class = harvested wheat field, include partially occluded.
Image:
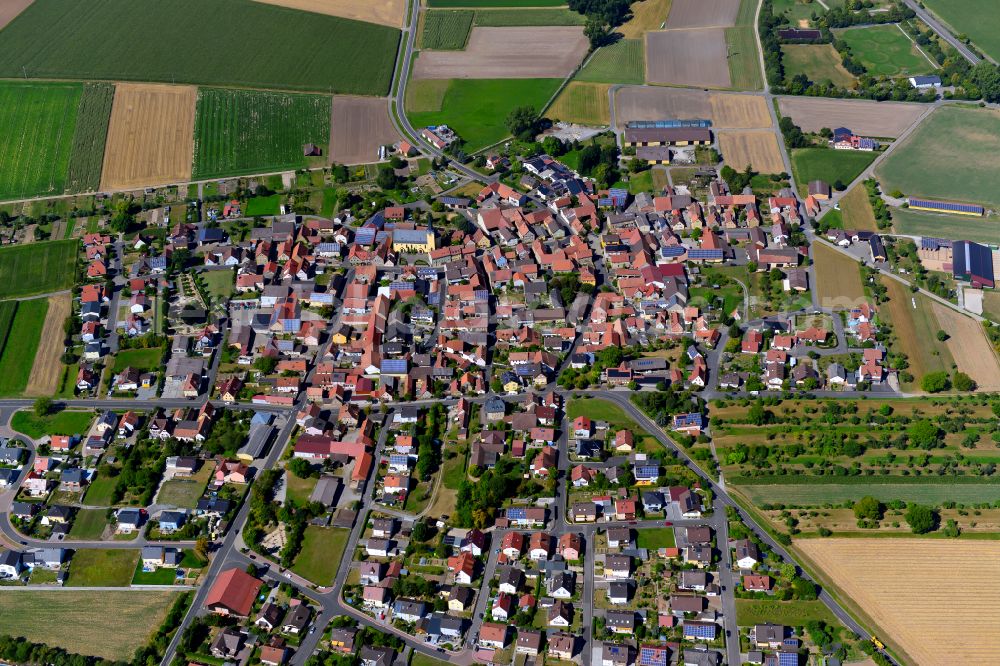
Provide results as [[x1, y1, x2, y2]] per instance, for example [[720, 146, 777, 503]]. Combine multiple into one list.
[[931, 302, 1000, 390], [549, 82, 611, 126], [813, 242, 865, 309], [838, 184, 878, 231], [330, 96, 400, 165], [252, 0, 405, 26], [25, 293, 71, 397], [709, 93, 771, 128], [798, 538, 1000, 666], [619, 0, 672, 38], [777, 96, 928, 138], [0, 0, 33, 30], [100, 83, 195, 190], [665, 0, 740, 28], [718, 130, 784, 173], [646, 29, 731, 88], [614, 86, 709, 127], [413, 27, 588, 80]]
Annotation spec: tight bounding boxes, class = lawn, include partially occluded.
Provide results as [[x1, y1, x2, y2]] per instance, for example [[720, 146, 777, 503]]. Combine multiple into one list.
[[837, 24, 936, 77], [636, 528, 676, 549], [790, 147, 877, 192], [65, 83, 115, 194], [0, 0, 400, 94], [891, 207, 999, 245], [566, 397, 661, 451], [628, 169, 654, 194], [244, 194, 283, 216], [726, 27, 764, 90], [0, 590, 181, 661], [0, 298, 48, 396], [132, 562, 179, 585], [291, 526, 349, 585], [407, 78, 562, 151], [157, 465, 213, 509], [284, 471, 318, 505], [548, 82, 611, 126], [839, 183, 878, 231], [67, 549, 140, 587], [576, 38, 645, 85], [410, 654, 451, 666], [201, 269, 235, 301], [11, 409, 94, 438], [112, 347, 163, 372], [421, 10, 474, 49], [0, 238, 78, 299], [876, 105, 1000, 208], [192, 88, 331, 179], [82, 475, 118, 507], [782, 44, 857, 88], [735, 599, 838, 626], [922, 0, 1000, 61], [68, 508, 110, 539], [734, 481, 1000, 506]]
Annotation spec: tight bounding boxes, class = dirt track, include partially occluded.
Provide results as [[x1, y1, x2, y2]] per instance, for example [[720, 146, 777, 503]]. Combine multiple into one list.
[[330, 96, 401, 165], [646, 29, 731, 88], [101, 83, 195, 191], [413, 27, 588, 80], [931, 301, 1000, 390], [0, 0, 33, 30], [777, 96, 927, 137], [665, 0, 740, 27], [25, 293, 70, 398], [718, 130, 785, 173], [252, 0, 405, 27]]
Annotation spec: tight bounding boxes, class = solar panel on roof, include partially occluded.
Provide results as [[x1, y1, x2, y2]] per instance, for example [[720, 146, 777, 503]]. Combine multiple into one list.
[[627, 119, 712, 129]]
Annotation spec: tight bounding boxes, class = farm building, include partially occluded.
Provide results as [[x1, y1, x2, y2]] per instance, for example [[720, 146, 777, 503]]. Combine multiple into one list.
[[869, 235, 887, 263], [831, 127, 878, 151], [907, 198, 984, 217], [302, 143, 322, 157], [952, 240, 995, 288], [808, 180, 831, 200], [636, 147, 672, 165], [626, 119, 712, 129], [908, 75, 942, 89], [623, 128, 712, 148]]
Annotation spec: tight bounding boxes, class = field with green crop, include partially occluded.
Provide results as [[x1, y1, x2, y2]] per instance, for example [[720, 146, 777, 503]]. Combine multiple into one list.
[[734, 481, 1000, 506], [421, 10, 474, 49], [428, 0, 566, 6], [0, 0, 399, 94], [65, 83, 115, 193], [790, 147, 877, 192], [782, 44, 857, 87], [877, 105, 1000, 208], [838, 24, 936, 77], [0, 298, 48, 396], [473, 8, 587, 25], [0, 82, 81, 200], [922, 0, 1000, 61], [891, 207, 999, 245], [0, 302, 16, 361], [0, 239, 78, 299], [407, 78, 562, 151], [192, 88, 331, 179], [727, 27, 764, 90], [576, 39, 645, 85]]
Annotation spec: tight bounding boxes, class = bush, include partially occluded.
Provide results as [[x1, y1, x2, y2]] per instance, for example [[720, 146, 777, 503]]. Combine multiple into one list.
[[905, 504, 938, 534], [920, 371, 950, 393]]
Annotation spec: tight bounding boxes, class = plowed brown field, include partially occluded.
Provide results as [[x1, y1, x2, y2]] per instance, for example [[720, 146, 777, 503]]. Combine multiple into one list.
[[777, 96, 928, 137], [330, 96, 401, 165], [665, 0, 740, 27], [646, 29, 731, 88], [0, 0, 33, 29]]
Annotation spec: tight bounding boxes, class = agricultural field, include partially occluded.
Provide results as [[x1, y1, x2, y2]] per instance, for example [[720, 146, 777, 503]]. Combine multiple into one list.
[[619, 0, 672, 38], [797, 539, 1000, 665], [427, 0, 566, 5], [101, 83, 196, 190], [473, 8, 587, 26], [244, 195, 282, 217], [0, 0, 33, 30], [576, 38, 645, 86], [65, 83, 115, 193], [291, 526, 349, 585], [420, 10, 474, 49], [11, 409, 94, 439], [709, 94, 770, 128], [0, 0, 400, 95], [0, 82, 81, 200], [930, 302, 1000, 391], [777, 96, 927, 138], [921, 0, 1000, 61], [25, 293, 72, 397], [876, 106, 1000, 208], [837, 24, 936, 77], [665, 0, 740, 28], [781, 44, 857, 88], [614, 87, 769, 129], [548, 82, 611, 126], [192, 88, 330, 179], [646, 29, 731, 88], [735, 481, 1000, 506], [251, 0, 406, 27], [735, 599, 837, 626], [0, 590, 181, 661], [0, 298, 48, 396], [889, 207, 1000, 245], [718, 131, 785, 173], [983, 292, 1000, 323], [330, 96, 400, 165], [812, 242, 865, 309], [0, 238, 74, 299], [407, 78, 562, 150], [67, 549, 141, 587], [790, 147, 877, 192], [838, 183, 878, 231], [413, 27, 588, 79], [726, 26, 764, 90], [879, 276, 955, 388]]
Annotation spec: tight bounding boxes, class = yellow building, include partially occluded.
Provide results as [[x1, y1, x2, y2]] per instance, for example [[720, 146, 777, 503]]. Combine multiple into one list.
[[391, 228, 436, 253]]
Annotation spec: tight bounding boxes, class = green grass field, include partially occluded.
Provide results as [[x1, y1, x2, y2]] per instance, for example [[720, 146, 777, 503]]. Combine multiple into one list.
[[576, 39, 645, 85], [421, 10, 474, 49], [891, 207, 999, 244], [132, 562, 179, 585], [790, 147, 877, 192], [838, 24, 936, 77], [0, 302, 16, 362], [112, 347, 162, 372], [291, 527, 349, 585], [284, 472, 318, 505], [407, 78, 562, 151], [428, 0, 566, 6], [192, 88, 331, 179], [11, 409, 93, 438], [410, 654, 451, 666], [82, 475, 118, 507], [782, 44, 857, 88], [0, 239, 78, 299], [201, 269, 235, 301], [157, 465, 212, 509], [922, 0, 1000, 61], [636, 528, 676, 549], [0, 298, 48, 396], [69, 508, 110, 539], [474, 8, 587, 25], [735, 599, 838, 626], [0, 590, 181, 661], [0, 82, 81, 200], [727, 27, 764, 90], [877, 106, 1000, 208], [65, 83, 115, 194], [0, 0, 399, 94], [67, 549, 140, 587], [244, 194, 283, 217], [772, 0, 825, 26], [733, 482, 1000, 505]]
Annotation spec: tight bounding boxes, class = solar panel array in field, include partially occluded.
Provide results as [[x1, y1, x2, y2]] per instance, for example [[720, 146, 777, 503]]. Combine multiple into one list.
[[908, 198, 984, 215]]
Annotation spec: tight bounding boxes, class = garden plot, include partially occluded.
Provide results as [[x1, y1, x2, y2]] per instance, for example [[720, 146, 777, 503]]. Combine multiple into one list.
[[330, 96, 401, 165]]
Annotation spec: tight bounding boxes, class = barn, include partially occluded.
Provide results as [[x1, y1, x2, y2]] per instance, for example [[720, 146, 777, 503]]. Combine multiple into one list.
[[952, 240, 995, 289]]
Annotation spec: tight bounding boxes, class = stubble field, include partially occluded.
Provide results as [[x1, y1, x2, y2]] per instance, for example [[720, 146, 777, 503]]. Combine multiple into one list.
[[838, 183, 878, 231], [25, 293, 71, 397], [879, 276, 955, 387], [646, 29, 732, 88], [665, 0, 740, 27], [797, 539, 1000, 666], [548, 82, 611, 126], [777, 96, 927, 137], [251, 0, 406, 26], [709, 94, 770, 127], [101, 83, 196, 190], [812, 242, 865, 309], [930, 302, 1000, 390], [718, 130, 785, 173], [329, 96, 400, 165], [618, 0, 672, 38]]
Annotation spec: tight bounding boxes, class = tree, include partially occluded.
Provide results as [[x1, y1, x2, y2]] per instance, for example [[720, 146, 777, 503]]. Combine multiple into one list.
[[584, 17, 611, 49], [376, 166, 399, 190], [920, 371, 950, 393], [33, 397, 52, 418], [791, 577, 818, 600], [254, 356, 278, 375], [907, 419, 940, 449], [542, 136, 565, 157], [195, 537, 209, 561], [853, 495, 882, 521], [936, 329, 949, 342], [287, 457, 312, 479], [505, 106, 539, 141], [953, 371, 976, 392], [905, 504, 937, 534]]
